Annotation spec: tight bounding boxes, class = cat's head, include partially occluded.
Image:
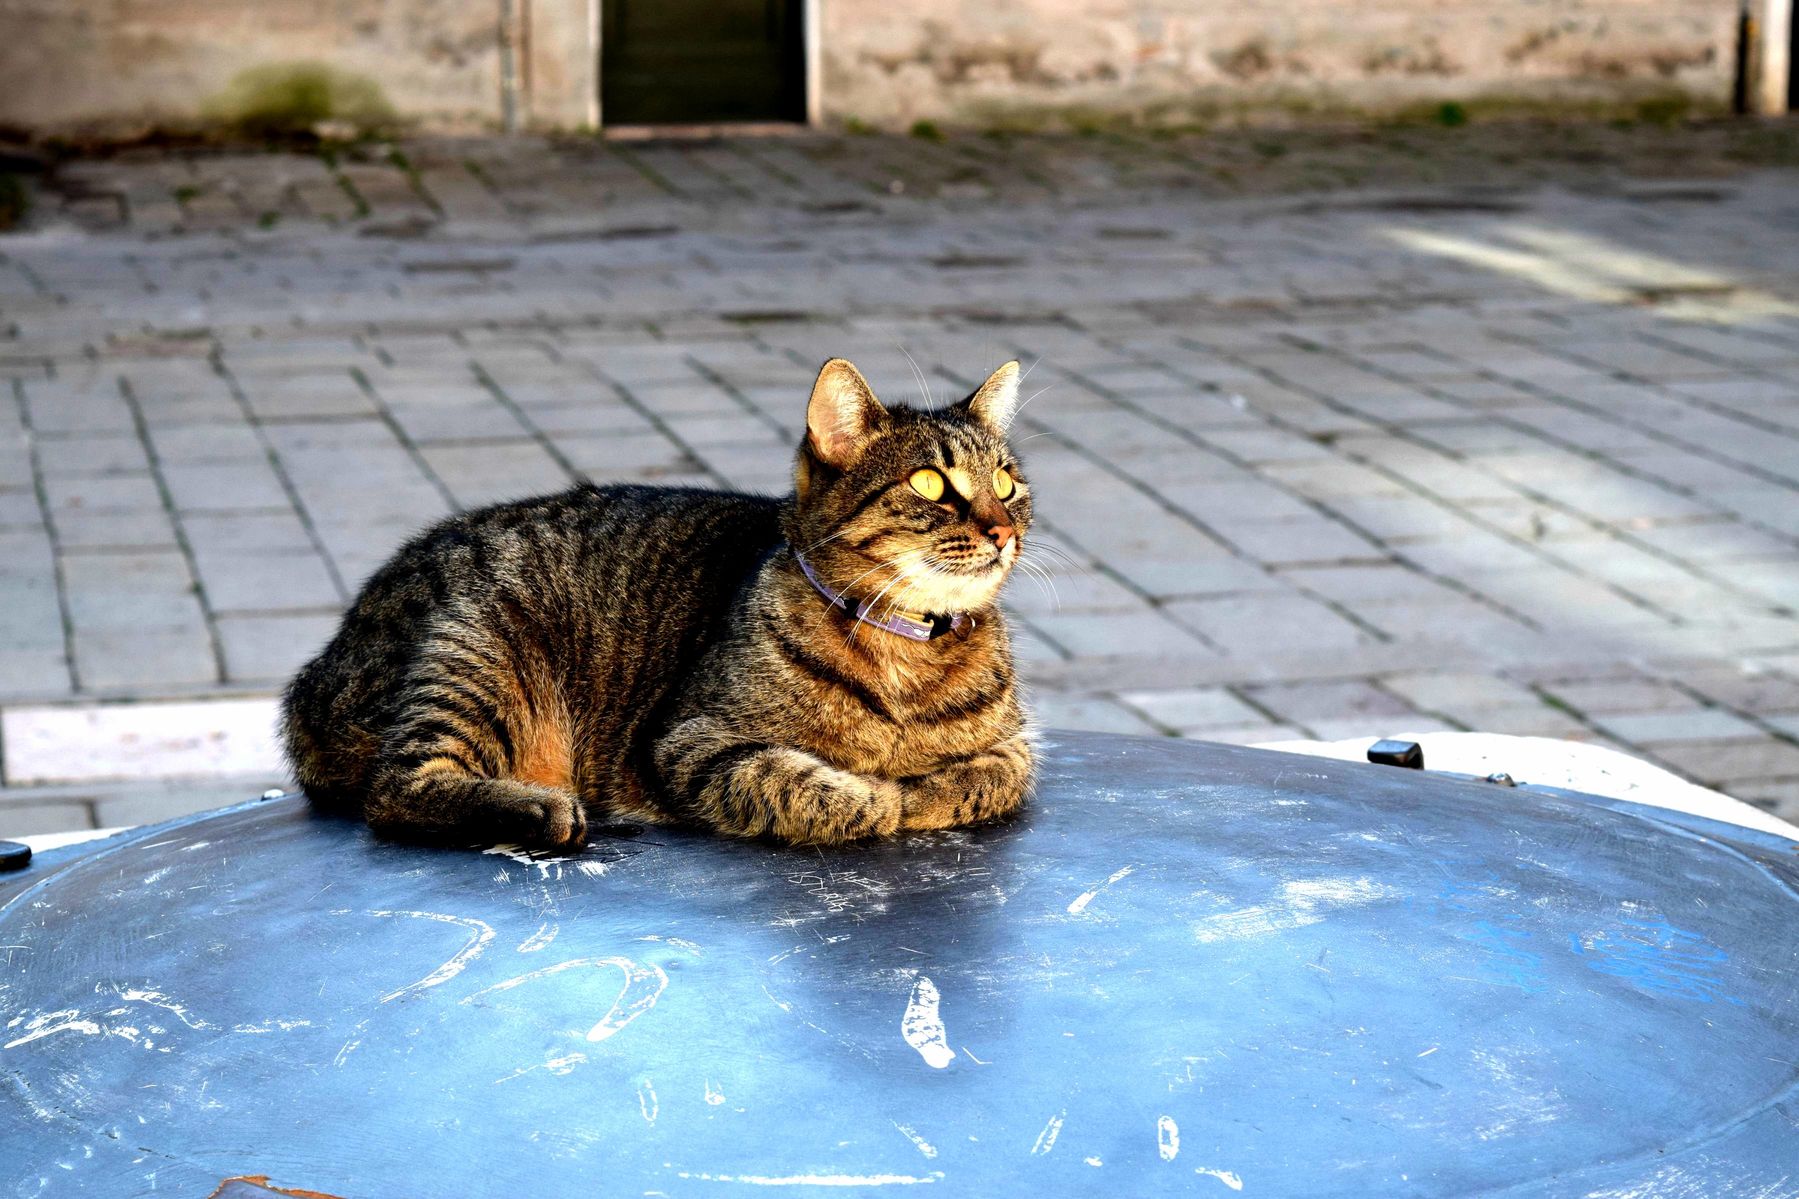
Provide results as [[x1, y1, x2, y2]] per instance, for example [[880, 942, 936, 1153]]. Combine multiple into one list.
[[790, 358, 1032, 619]]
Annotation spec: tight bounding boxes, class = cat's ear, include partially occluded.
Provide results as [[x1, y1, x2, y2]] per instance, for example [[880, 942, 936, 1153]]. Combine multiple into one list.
[[962, 360, 1021, 430], [806, 358, 887, 469]]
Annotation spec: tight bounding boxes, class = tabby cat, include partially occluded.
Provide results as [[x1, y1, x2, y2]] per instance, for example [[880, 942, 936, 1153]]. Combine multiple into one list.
[[281, 358, 1035, 849]]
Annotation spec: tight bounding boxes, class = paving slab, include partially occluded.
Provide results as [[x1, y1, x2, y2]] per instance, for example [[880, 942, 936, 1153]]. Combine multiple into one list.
[[2, 126, 1797, 833]]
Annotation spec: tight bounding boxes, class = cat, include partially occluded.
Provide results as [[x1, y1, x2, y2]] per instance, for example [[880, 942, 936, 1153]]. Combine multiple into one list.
[[280, 358, 1035, 849]]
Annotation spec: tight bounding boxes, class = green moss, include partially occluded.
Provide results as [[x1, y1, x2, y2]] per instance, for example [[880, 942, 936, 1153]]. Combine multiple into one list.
[[1634, 92, 1693, 126], [204, 63, 396, 141], [958, 79, 1729, 139], [1384, 85, 1725, 129], [909, 119, 945, 142]]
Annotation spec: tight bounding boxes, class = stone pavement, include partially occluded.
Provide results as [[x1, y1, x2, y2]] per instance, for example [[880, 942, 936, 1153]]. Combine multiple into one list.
[[2, 125, 1798, 834]]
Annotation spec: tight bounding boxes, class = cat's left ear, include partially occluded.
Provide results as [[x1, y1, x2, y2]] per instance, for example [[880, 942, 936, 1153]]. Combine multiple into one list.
[[962, 360, 1021, 430], [806, 358, 888, 469]]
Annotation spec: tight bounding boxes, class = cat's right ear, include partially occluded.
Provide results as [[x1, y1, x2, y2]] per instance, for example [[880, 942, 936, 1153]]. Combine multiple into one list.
[[805, 358, 887, 469]]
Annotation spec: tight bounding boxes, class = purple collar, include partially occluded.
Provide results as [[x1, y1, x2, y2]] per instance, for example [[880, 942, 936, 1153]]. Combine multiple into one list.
[[793, 550, 969, 642]]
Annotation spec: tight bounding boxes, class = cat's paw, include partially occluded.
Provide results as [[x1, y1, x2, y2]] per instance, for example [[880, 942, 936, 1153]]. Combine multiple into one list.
[[779, 773, 901, 843], [830, 775, 903, 840], [518, 785, 587, 849]]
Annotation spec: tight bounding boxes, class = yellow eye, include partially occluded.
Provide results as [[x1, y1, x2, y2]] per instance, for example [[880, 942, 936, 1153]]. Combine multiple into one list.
[[909, 468, 945, 502], [993, 467, 1015, 500]]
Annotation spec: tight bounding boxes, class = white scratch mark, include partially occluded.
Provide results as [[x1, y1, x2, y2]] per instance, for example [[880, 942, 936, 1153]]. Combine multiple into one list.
[[761, 985, 792, 1013], [495, 1052, 586, 1084], [333, 1018, 371, 1067], [1085, 1156, 1104, 1167], [1418, 1046, 1439, 1058], [704, 1079, 726, 1105], [1157, 1115, 1179, 1161], [334, 910, 497, 1003], [638, 1078, 659, 1124], [901, 977, 955, 1069], [673, 1171, 942, 1186], [460, 956, 668, 1044], [483, 843, 571, 879], [141, 867, 174, 886], [178, 841, 211, 852], [1193, 905, 1324, 943], [1194, 877, 1396, 944], [893, 1122, 938, 1158], [1194, 1167, 1244, 1190], [231, 1019, 311, 1034], [5, 1012, 102, 1049], [518, 923, 558, 953], [638, 935, 703, 955], [1031, 1111, 1066, 1156], [573, 860, 609, 878], [113, 988, 212, 1030], [1067, 865, 1135, 914]]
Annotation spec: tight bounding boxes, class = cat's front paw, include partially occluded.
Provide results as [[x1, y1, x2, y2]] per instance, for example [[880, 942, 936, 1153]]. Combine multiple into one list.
[[863, 777, 904, 838], [782, 773, 901, 843], [519, 785, 588, 849]]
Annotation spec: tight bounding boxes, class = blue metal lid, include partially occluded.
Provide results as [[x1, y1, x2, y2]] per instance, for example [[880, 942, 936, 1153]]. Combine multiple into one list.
[[1, 732, 1795, 1196]]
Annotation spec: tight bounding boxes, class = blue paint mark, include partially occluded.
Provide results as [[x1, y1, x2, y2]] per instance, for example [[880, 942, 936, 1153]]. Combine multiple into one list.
[[1435, 872, 1548, 994], [1459, 918, 1545, 994], [1570, 915, 1744, 1005]]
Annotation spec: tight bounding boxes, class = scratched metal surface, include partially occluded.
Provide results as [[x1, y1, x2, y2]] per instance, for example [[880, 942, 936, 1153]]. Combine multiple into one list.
[[1, 732, 1797, 1197]]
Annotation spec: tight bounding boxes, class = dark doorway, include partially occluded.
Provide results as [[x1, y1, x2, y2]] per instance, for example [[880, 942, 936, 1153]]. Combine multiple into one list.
[[601, 0, 806, 125], [1789, 5, 1798, 110]]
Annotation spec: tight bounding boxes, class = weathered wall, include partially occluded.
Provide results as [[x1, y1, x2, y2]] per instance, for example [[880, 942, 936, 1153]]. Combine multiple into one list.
[[0, 0, 506, 133], [819, 0, 1739, 127], [0, 0, 1740, 136]]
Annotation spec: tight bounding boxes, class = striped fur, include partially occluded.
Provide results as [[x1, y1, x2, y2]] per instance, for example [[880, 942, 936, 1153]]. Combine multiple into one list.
[[281, 359, 1035, 848]]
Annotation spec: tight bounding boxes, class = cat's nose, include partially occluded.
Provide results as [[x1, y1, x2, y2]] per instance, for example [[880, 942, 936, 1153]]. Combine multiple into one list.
[[986, 524, 1016, 550]]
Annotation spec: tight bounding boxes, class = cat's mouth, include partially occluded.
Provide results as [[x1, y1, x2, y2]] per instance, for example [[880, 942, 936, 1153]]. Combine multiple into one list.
[[947, 560, 1007, 579], [895, 545, 1015, 614]]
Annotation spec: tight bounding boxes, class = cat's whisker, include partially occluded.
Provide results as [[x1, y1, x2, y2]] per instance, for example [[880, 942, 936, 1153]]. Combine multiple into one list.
[[1018, 550, 1078, 580], [833, 552, 915, 600], [801, 527, 855, 554], [1011, 384, 1054, 420], [898, 344, 938, 412], [872, 549, 952, 628], [1020, 553, 1074, 611], [876, 567, 930, 627], [1019, 552, 1079, 587], [843, 550, 932, 648], [1017, 355, 1043, 384], [884, 555, 950, 623], [848, 570, 910, 649], [1014, 557, 1061, 611], [1019, 536, 1084, 569]]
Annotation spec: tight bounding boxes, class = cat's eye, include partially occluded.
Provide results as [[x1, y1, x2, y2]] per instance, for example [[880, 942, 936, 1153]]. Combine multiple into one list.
[[993, 467, 1016, 500], [909, 469, 946, 502]]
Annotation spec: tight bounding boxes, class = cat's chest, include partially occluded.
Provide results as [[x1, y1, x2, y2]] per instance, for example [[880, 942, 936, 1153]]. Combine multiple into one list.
[[793, 659, 1010, 775]]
